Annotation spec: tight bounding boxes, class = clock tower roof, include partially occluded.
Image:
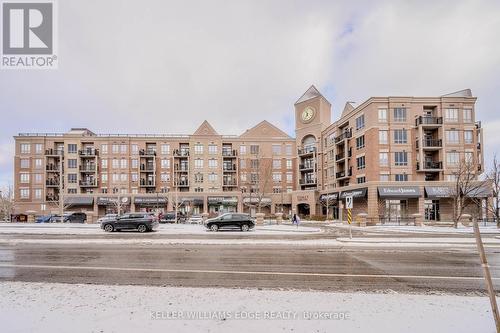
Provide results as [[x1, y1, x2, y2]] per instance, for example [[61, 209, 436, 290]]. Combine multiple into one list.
[[294, 85, 330, 106]]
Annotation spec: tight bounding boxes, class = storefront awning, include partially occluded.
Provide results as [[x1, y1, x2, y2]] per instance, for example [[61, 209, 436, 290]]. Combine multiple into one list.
[[134, 196, 168, 205], [176, 197, 204, 205], [96, 197, 130, 205], [340, 188, 367, 199], [425, 186, 455, 198], [319, 193, 339, 202], [243, 197, 272, 204], [378, 186, 420, 198], [208, 196, 238, 206], [64, 196, 94, 205], [468, 184, 493, 198]]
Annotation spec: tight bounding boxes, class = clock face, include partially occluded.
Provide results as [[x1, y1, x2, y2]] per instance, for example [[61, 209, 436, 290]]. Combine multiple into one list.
[[301, 107, 315, 122]]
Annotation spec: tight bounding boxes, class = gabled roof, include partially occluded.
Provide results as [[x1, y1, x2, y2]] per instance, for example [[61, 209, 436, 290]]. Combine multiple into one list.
[[341, 102, 355, 118], [239, 120, 291, 139], [193, 120, 219, 136], [295, 85, 330, 105], [441, 89, 472, 97]]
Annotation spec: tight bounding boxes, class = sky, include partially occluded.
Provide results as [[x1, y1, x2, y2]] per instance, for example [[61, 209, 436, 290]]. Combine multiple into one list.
[[1, 0, 500, 187]]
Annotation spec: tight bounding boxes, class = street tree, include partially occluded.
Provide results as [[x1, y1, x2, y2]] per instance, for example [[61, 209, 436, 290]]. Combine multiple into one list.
[[242, 151, 273, 214], [484, 154, 500, 225], [0, 185, 14, 222]]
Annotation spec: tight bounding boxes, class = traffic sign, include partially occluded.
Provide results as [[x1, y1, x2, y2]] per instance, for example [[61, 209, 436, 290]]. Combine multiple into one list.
[[345, 195, 353, 209]]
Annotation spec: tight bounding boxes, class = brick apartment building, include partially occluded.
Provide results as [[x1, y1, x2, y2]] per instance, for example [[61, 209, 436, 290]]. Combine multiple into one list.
[[12, 86, 489, 222]]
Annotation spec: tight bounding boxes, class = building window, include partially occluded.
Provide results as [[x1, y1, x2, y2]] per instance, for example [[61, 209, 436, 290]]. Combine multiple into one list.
[[357, 176, 366, 184], [272, 172, 282, 182], [20, 158, 29, 168], [120, 144, 127, 154], [131, 173, 138, 182], [356, 156, 366, 170], [208, 159, 217, 168], [240, 173, 247, 182], [161, 172, 170, 182], [194, 144, 203, 154], [379, 130, 388, 144], [20, 188, 29, 198], [101, 159, 108, 169], [393, 108, 407, 122], [112, 159, 119, 169], [463, 109, 473, 123], [445, 108, 459, 122], [272, 145, 281, 155], [250, 145, 259, 155], [446, 130, 460, 144], [68, 174, 77, 183], [20, 173, 30, 183], [286, 172, 293, 183], [195, 173, 204, 183], [101, 174, 108, 183], [273, 187, 281, 194], [34, 158, 43, 169], [393, 129, 407, 144], [195, 159, 204, 169], [34, 189, 42, 199], [161, 159, 170, 169], [355, 114, 365, 130], [239, 145, 247, 155], [447, 174, 458, 182], [131, 159, 138, 169], [119, 159, 127, 169], [447, 152, 460, 166], [464, 130, 473, 144], [240, 159, 246, 168], [112, 144, 119, 154], [208, 173, 218, 182], [286, 159, 292, 169], [68, 159, 77, 168], [380, 174, 390, 181], [120, 173, 128, 182], [356, 135, 365, 149], [161, 144, 170, 155], [131, 144, 138, 155], [465, 151, 474, 163], [35, 144, 43, 154], [273, 159, 281, 169], [379, 152, 389, 166], [394, 151, 408, 166], [208, 145, 218, 154], [378, 109, 387, 122], [20, 143, 30, 154], [34, 173, 42, 183], [67, 144, 77, 154], [285, 145, 293, 156], [101, 144, 108, 154], [395, 174, 408, 181]]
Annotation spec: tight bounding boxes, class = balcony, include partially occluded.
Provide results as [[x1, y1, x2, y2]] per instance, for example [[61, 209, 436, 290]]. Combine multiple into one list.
[[299, 178, 317, 185], [79, 165, 96, 172], [45, 164, 61, 172], [46, 179, 59, 187], [298, 146, 316, 156], [336, 168, 352, 179], [299, 163, 314, 171], [45, 148, 63, 156], [416, 139, 442, 149], [140, 164, 155, 172], [335, 153, 345, 162], [175, 180, 189, 187], [416, 161, 443, 171], [222, 149, 237, 157], [335, 129, 352, 144], [140, 179, 156, 187], [79, 148, 98, 157], [174, 164, 189, 172], [173, 149, 189, 157], [223, 180, 237, 186], [45, 195, 59, 202], [223, 164, 237, 172], [79, 180, 98, 187], [415, 116, 443, 127], [139, 149, 156, 156]]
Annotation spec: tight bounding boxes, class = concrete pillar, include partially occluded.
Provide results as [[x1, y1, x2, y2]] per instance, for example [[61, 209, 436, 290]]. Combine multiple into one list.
[[275, 212, 283, 224], [367, 186, 379, 219], [255, 212, 265, 225], [357, 213, 367, 227], [412, 213, 423, 226], [203, 196, 208, 214], [271, 203, 276, 214]]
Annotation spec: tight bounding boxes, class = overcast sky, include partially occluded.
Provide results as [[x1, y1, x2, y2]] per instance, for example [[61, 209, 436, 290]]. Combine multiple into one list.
[[1, 0, 500, 187]]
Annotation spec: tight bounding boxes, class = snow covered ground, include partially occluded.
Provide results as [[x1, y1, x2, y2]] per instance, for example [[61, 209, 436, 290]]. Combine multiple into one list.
[[0, 281, 494, 333], [0, 223, 322, 236], [330, 223, 500, 234]]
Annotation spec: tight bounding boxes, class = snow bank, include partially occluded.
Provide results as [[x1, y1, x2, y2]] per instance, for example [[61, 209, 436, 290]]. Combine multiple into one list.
[[0, 281, 493, 333]]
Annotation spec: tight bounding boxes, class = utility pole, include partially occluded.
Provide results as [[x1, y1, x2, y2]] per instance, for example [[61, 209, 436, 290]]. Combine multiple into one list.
[[472, 215, 500, 332]]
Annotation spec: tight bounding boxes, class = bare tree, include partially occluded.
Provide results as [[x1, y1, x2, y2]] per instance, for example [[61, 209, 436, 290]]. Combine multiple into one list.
[[319, 194, 337, 221], [450, 157, 485, 227], [0, 185, 14, 222], [242, 151, 273, 214], [484, 154, 500, 225]]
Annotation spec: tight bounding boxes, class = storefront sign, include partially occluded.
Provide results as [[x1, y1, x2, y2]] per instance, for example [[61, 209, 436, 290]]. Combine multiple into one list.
[[297, 195, 310, 203], [340, 188, 367, 199], [243, 197, 272, 204], [177, 197, 204, 205], [134, 196, 168, 204], [425, 186, 454, 198], [378, 186, 420, 198], [208, 196, 238, 206], [319, 193, 338, 202], [96, 197, 130, 205], [64, 196, 94, 205]]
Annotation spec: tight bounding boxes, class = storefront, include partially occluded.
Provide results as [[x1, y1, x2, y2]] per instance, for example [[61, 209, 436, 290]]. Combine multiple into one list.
[[339, 188, 367, 218], [242, 197, 272, 217], [319, 193, 339, 219], [177, 197, 204, 215], [96, 197, 131, 215], [377, 186, 420, 223], [134, 196, 168, 213], [424, 186, 453, 221], [207, 196, 238, 215], [64, 196, 94, 210]]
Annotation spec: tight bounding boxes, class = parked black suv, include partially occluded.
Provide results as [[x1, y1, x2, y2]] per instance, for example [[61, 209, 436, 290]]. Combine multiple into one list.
[[65, 212, 87, 223], [101, 213, 159, 233], [204, 213, 255, 232]]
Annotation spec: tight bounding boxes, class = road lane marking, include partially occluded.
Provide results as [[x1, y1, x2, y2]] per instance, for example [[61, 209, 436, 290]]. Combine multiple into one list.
[[0, 263, 497, 281]]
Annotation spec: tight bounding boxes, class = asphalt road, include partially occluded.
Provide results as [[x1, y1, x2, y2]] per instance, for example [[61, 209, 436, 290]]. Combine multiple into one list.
[[1, 242, 499, 295]]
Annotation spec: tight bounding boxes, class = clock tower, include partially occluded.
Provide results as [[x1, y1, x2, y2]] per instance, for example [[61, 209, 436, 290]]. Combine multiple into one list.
[[294, 85, 332, 193]]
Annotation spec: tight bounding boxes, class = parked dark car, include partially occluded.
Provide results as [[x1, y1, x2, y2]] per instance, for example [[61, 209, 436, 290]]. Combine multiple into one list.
[[101, 213, 159, 233], [204, 213, 255, 232], [160, 212, 178, 224], [65, 212, 87, 223], [35, 215, 54, 223]]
